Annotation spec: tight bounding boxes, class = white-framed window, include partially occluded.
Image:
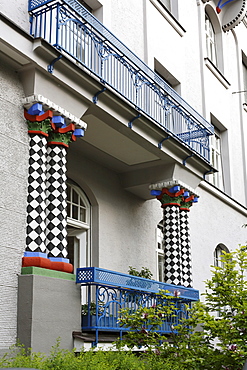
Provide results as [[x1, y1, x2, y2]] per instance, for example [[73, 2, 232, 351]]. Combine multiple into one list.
[[214, 244, 229, 268], [209, 128, 224, 190], [156, 220, 164, 282], [214, 244, 230, 316], [67, 181, 91, 273], [205, 13, 217, 66], [159, 0, 170, 10], [157, 0, 178, 20], [242, 53, 247, 104]]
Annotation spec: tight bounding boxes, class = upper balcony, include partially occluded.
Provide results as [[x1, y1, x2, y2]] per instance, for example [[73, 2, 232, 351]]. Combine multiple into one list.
[[28, 0, 214, 164], [76, 267, 199, 347]]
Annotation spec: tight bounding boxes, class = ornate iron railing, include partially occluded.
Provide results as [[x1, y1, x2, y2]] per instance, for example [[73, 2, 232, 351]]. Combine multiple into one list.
[[28, 0, 214, 163], [77, 267, 199, 346]]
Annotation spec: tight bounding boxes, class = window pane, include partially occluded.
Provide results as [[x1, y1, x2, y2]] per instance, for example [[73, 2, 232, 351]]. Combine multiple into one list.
[[72, 204, 78, 220], [67, 203, 71, 218], [79, 207, 86, 222], [159, 0, 170, 10], [158, 255, 164, 282], [67, 185, 71, 201], [72, 189, 78, 204]]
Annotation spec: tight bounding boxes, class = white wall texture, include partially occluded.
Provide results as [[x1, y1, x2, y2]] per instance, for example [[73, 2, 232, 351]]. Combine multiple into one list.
[[0, 58, 29, 353]]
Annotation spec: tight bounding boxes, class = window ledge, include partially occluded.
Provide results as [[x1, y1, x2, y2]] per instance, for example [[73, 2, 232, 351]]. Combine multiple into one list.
[[204, 58, 231, 89], [150, 0, 186, 37], [200, 180, 247, 216]]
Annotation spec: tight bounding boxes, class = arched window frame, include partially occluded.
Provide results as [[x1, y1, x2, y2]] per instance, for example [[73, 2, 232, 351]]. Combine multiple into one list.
[[67, 181, 91, 230], [156, 220, 164, 282], [66, 180, 91, 273], [214, 243, 229, 268], [205, 5, 224, 73], [205, 13, 217, 66]]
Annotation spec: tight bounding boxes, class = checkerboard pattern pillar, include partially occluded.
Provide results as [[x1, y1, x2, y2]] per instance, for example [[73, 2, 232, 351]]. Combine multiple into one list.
[[150, 182, 199, 288], [180, 209, 192, 288], [23, 99, 86, 272], [26, 134, 47, 254], [163, 205, 182, 285], [46, 145, 68, 259], [24, 104, 53, 257]]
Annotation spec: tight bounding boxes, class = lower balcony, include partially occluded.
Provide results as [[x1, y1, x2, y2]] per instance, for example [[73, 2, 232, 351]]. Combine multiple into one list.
[[76, 267, 199, 347]]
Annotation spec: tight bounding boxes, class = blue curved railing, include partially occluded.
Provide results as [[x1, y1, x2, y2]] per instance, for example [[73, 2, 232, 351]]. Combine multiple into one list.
[[28, 0, 214, 163]]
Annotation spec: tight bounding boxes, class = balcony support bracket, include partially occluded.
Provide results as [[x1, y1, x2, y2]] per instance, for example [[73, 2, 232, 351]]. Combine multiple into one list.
[[203, 167, 216, 179], [47, 55, 63, 74], [183, 153, 194, 166], [158, 136, 171, 149], [128, 113, 141, 129], [93, 87, 107, 104]]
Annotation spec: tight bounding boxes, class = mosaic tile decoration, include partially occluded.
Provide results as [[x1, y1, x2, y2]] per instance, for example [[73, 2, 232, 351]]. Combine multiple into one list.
[[180, 209, 193, 288], [26, 134, 47, 253], [46, 146, 68, 258], [163, 205, 182, 286]]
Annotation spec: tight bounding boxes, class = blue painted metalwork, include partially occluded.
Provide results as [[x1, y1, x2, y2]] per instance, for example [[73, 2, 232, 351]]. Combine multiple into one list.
[[47, 54, 63, 73], [77, 267, 199, 346], [128, 114, 141, 129], [183, 153, 195, 166], [92, 87, 106, 104], [28, 0, 214, 163]]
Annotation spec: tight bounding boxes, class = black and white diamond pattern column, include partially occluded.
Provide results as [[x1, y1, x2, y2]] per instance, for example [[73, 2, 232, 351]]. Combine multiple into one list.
[[46, 145, 68, 260], [26, 134, 47, 255], [163, 205, 182, 286], [180, 209, 192, 288]]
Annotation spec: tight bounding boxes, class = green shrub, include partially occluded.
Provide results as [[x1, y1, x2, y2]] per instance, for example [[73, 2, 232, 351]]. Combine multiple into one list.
[[0, 340, 181, 370]]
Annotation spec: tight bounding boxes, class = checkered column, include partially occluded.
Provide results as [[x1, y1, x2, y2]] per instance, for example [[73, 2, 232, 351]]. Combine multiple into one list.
[[151, 182, 199, 288], [46, 145, 68, 259], [24, 105, 53, 256], [163, 205, 182, 286], [26, 134, 47, 254], [46, 120, 77, 261], [180, 209, 192, 288]]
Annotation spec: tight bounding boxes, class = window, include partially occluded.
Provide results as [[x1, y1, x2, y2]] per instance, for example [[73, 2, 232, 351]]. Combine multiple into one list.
[[210, 128, 224, 190], [214, 244, 229, 268], [157, 0, 179, 20], [79, 0, 93, 12], [67, 181, 91, 272], [158, 0, 170, 10], [156, 221, 164, 282], [242, 52, 247, 104], [214, 244, 230, 316], [205, 13, 217, 66]]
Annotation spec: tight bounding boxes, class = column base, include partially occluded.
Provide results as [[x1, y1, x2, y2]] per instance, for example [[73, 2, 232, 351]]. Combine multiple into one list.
[[22, 256, 73, 273]]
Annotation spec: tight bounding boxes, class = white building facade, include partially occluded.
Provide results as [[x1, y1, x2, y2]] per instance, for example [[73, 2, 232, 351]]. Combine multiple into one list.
[[0, 0, 246, 353]]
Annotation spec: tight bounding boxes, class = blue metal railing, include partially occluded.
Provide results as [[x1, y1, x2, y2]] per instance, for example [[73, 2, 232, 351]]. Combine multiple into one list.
[[28, 0, 214, 163], [77, 267, 199, 300], [77, 267, 199, 346]]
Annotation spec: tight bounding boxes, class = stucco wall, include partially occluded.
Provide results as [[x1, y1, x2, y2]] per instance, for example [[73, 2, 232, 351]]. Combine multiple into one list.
[[1, 0, 29, 34], [67, 148, 163, 277], [0, 58, 29, 353], [190, 183, 247, 294]]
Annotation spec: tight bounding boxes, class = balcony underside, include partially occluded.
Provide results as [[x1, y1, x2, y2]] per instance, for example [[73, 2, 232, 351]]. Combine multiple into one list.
[[27, 0, 213, 163]]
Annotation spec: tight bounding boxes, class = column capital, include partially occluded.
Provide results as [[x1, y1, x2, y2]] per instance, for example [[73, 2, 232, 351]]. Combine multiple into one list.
[[23, 96, 87, 141], [150, 179, 199, 209]]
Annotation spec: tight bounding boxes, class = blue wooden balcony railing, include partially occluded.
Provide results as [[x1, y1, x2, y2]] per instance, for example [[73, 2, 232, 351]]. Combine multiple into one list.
[[76, 267, 199, 346], [28, 0, 214, 163]]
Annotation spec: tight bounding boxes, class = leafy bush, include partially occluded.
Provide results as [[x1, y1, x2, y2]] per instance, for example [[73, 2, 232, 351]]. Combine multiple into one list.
[[128, 266, 153, 280], [118, 246, 247, 370], [0, 340, 180, 370]]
